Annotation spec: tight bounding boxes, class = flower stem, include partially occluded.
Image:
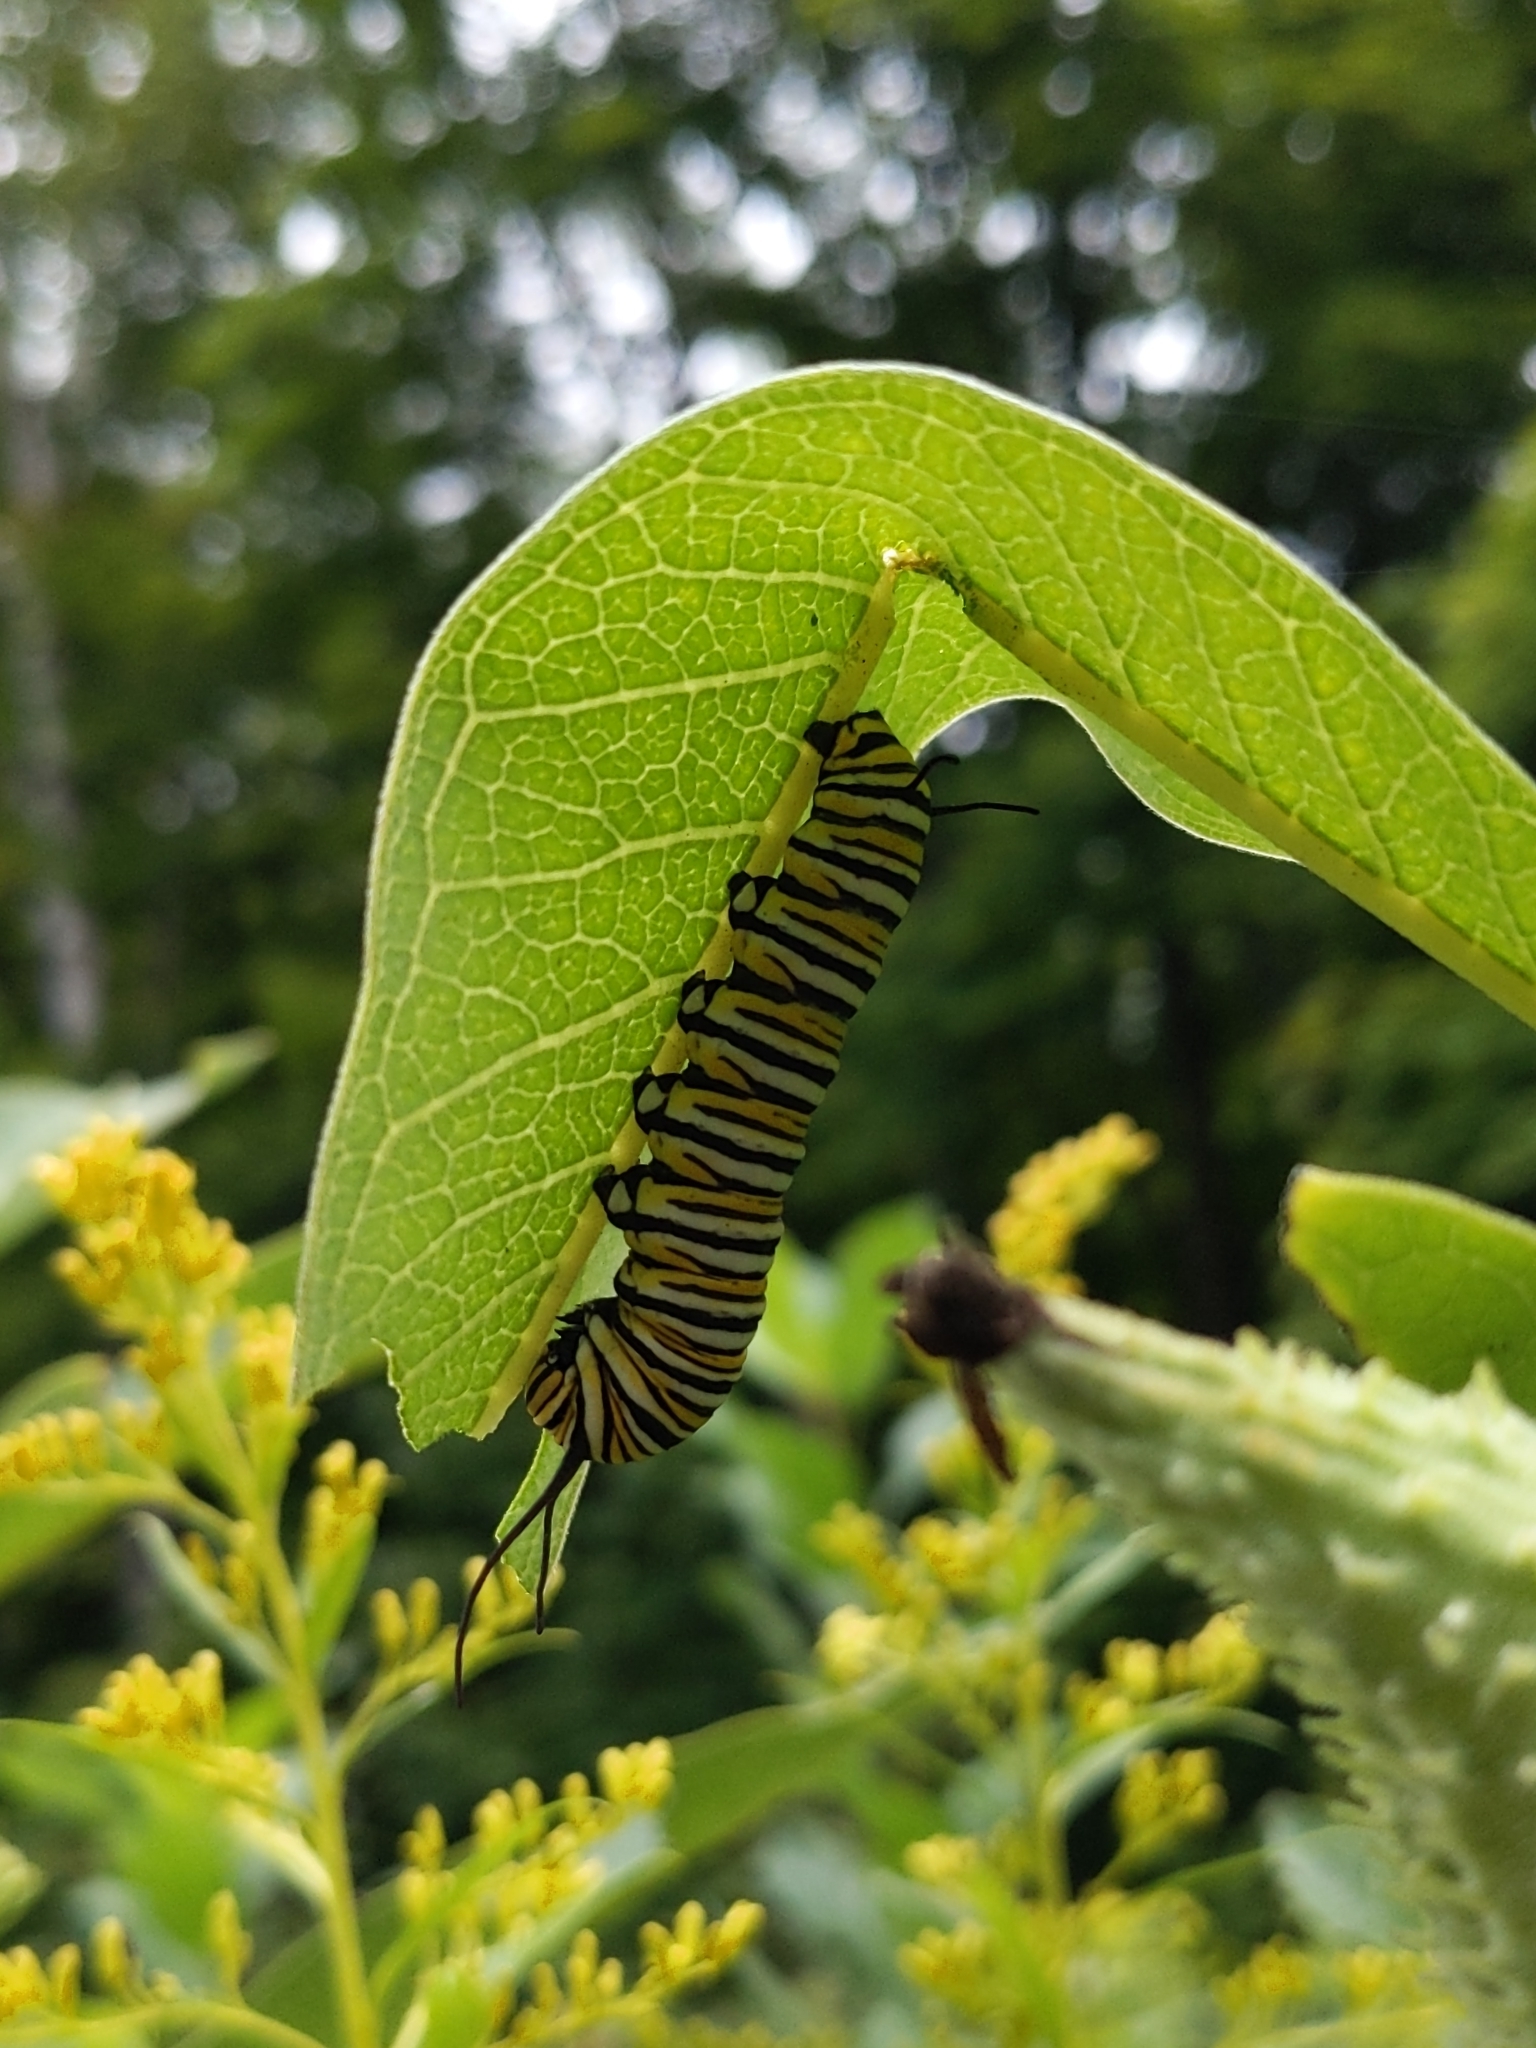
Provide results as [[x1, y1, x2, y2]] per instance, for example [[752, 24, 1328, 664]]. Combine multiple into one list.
[[248, 1509, 378, 2048]]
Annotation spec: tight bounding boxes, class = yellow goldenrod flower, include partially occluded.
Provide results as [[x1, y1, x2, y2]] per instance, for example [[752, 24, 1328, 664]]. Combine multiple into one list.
[[0, 1407, 109, 1488], [1218, 1936, 1314, 2017], [77, 1650, 281, 1804], [128, 1315, 189, 1387], [816, 1604, 891, 1687], [47, 1943, 81, 2015], [597, 1737, 674, 1808], [1113, 1748, 1225, 1844], [905, 1510, 1014, 1597], [905, 1834, 981, 1889], [90, 1917, 132, 1998], [303, 1440, 389, 1561], [986, 1114, 1159, 1291], [32, 1121, 141, 1226], [636, 1900, 764, 1992], [396, 1868, 442, 1925], [0, 1946, 49, 2021], [401, 1805, 447, 1873], [34, 1127, 249, 1379], [371, 1586, 410, 1666], [235, 1305, 296, 1408], [1103, 1636, 1165, 1704], [206, 1889, 252, 1995], [407, 1574, 441, 1648], [560, 1772, 593, 1824], [471, 1788, 521, 1847], [898, 1919, 993, 2003], [1339, 1946, 1427, 2010], [1163, 1607, 1264, 1704]]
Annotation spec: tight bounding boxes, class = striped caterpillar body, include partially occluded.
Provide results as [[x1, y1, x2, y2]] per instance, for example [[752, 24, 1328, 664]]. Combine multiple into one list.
[[526, 710, 932, 1459], [455, 711, 931, 1686]]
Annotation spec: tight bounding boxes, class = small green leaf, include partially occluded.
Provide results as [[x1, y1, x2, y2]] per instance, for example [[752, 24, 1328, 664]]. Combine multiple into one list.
[[0, 1028, 274, 1258], [1283, 1165, 1536, 1403], [296, 365, 1536, 1444], [387, 1962, 498, 2048], [1260, 1792, 1425, 1949], [707, 1404, 863, 1572], [0, 1722, 239, 1945], [666, 1689, 908, 1856], [0, 1352, 110, 1427], [0, 1476, 160, 1598], [747, 1202, 936, 1417]]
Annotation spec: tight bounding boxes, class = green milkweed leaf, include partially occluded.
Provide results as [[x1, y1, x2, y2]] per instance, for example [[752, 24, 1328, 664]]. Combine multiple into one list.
[[1283, 1164, 1536, 1406], [294, 364, 1536, 1447]]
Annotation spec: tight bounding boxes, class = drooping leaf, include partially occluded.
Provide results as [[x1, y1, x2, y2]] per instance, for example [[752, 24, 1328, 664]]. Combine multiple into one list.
[[295, 365, 1536, 1445]]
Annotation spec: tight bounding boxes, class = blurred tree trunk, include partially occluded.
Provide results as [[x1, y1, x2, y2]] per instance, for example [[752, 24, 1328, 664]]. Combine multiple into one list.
[[1, 393, 102, 1061]]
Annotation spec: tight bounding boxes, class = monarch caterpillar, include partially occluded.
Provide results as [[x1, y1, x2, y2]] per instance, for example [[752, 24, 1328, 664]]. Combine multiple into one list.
[[454, 711, 932, 1690]]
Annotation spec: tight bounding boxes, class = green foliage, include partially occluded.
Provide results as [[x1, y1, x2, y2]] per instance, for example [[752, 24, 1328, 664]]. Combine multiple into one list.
[[1283, 1165, 1536, 1405], [1, 1121, 1472, 2048], [297, 364, 1536, 1447], [0, 1124, 767, 2047]]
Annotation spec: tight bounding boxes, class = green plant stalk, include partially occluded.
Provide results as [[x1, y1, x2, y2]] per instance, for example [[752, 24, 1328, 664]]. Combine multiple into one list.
[[1001, 1292, 1536, 2043], [1020, 1667, 1069, 1909], [205, 1413, 377, 2048], [248, 1506, 378, 2048], [1, 2001, 324, 2047]]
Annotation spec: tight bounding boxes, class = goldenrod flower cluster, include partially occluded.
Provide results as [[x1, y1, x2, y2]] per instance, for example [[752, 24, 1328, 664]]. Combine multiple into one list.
[[1109, 1747, 1226, 1879], [899, 1881, 1211, 2037], [35, 1122, 248, 1381], [986, 1113, 1159, 1291], [0, 1941, 79, 2023], [1065, 1609, 1264, 1735], [395, 1745, 677, 1950], [304, 1438, 389, 1561], [76, 1648, 281, 1805], [3, 1913, 199, 2016], [181, 1525, 262, 1626], [812, 1455, 1096, 1696], [381, 1743, 763, 2044], [0, 1407, 105, 1489], [1216, 1936, 1436, 2029], [507, 1903, 765, 2044], [371, 1575, 444, 1665], [235, 1304, 295, 1407]]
